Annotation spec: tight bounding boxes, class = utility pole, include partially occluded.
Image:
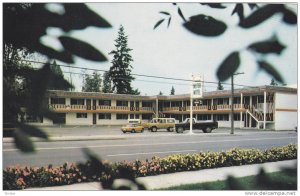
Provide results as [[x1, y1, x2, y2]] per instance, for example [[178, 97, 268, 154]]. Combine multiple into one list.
[[230, 72, 244, 135], [190, 74, 203, 135]]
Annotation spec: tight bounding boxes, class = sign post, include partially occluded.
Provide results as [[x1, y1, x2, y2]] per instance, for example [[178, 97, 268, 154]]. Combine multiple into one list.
[[190, 74, 203, 135]]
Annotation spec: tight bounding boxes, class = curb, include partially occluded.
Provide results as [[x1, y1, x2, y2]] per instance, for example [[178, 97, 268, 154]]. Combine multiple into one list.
[[3, 135, 126, 143], [2, 132, 243, 143]]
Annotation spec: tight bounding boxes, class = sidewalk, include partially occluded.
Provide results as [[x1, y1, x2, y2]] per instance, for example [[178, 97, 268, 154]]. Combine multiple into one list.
[[26, 160, 297, 190], [4, 129, 289, 143]]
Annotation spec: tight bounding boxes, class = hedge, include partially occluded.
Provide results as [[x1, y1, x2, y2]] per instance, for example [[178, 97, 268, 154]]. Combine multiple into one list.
[[3, 144, 297, 190]]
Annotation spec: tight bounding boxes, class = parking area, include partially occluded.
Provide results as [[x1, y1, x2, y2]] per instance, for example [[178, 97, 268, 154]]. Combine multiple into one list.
[[36, 125, 295, 137]]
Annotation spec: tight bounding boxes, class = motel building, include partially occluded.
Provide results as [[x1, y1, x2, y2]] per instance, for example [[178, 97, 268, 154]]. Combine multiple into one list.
[[25, 85, 297, 130]]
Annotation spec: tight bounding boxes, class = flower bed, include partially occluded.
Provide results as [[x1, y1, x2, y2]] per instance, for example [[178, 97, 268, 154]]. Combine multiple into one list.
[[3, 144, 297, 190]]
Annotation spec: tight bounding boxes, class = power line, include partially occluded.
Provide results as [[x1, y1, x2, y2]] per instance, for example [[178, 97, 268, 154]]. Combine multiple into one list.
[[20, 59, 254, 88]]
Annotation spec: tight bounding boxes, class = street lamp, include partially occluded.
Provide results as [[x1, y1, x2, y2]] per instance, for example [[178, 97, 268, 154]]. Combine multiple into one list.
[[230, 72, 244, 135]]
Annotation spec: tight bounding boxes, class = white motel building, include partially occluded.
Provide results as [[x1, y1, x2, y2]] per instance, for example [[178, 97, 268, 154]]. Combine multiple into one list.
[[26, 85, 297, 130]]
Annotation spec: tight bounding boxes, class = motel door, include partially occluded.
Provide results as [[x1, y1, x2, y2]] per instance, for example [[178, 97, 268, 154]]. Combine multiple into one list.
[[93, 114, 96, 125]]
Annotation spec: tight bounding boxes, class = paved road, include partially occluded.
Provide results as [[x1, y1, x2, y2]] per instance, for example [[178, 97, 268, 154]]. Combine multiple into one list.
[[3, 126, 297, 168]]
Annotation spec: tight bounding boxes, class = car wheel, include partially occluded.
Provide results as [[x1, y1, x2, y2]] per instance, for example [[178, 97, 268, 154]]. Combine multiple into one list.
[[204, 127, 212, 133], [151, 127, 157, 132], [122, 131, 126, 134], [141, 128, 144, 133], [131, 129, 135, 133], [177, 127, 184, 133]]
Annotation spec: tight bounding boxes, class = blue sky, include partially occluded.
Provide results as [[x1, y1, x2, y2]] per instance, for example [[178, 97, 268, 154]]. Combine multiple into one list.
[[44, 2, 297, 95]]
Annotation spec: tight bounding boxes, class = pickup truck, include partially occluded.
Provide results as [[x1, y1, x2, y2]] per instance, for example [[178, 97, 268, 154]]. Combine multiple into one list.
[[175, 118, 218, 133]]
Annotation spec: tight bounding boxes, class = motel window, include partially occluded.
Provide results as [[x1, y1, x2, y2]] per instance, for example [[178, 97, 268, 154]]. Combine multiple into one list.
[[116, 100, 128, 107], [98, 113, 111, 120], [234, 114, 245, 121], [25, 114, 43, 123], [257, 95, 265, 103], [76, 113, 87, 118], [213, 114, 229, 121], [50, 97, 66, 104], [53, 113, 66, 124], [99, 100, 111, 106], [163, 102, 170, 107], [197, 114, 211, 121], [171, 101, 181, 107], [223, 98, 229, 105], [142, 114, 152, 120], [71, 99, 85, 105], [233, 97, 241, 104], [142, 101, 153, 107], [116, 114, 128, 120]]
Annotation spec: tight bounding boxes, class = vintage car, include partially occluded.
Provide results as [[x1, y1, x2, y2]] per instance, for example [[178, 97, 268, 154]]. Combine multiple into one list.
[[121, 124, 144, 133], [143, 118, 176, 132]]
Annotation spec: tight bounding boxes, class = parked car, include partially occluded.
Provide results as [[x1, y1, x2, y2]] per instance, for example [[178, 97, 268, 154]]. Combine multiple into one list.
[[175, 118, 218, 133], [144, 118, 176, 132], [121, 124, 144, 133]]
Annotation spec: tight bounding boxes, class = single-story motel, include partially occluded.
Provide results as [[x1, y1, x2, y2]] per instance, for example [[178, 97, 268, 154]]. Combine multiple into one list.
[[23, 85, 297, 130]]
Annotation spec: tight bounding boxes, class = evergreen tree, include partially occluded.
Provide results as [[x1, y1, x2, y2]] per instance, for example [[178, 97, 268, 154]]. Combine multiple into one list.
[[102, 71, 112, 93], [217, 81, 224, 90], [82, 71, 102, 92], [108, 25, 139, 94], [50, 60, 63, 77], [159, 91, 163, 95], [270, 78, 278, 86], [49, 60, 65, 90], [170, 86, 175, 95]]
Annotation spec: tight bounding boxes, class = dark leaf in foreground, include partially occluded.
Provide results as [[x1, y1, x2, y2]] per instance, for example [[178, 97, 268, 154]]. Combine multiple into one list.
[[248, 3, 259, 10], [35, 44, 74, 64], [59, 36, 107, 62], [16, 123, 49, 139], [216, 52, 240, 81], [14, 129, 35, 153], [282, 8, 297, 25], [226, 176, 248, 190], [248, 37, 286, 54], [160, 11, 170, 15], [154, 19, 165, 29], [168, 17, 172, 27], [177, 7, 186, 22], [184, 14, 227, 36], [200, 3, 226, 9], [239, 4, 285, 28], [232, 4, 244, 22], [82, 148, 103, 174], [257, 61, 284, 83], [62, 3, 112, 31]]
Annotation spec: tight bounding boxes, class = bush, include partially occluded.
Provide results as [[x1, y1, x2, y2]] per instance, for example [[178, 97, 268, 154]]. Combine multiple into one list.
[[3, 144, 297, 190]]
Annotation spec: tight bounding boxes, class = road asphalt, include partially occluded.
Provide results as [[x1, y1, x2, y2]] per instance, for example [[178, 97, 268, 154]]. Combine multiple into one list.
[[25, 159, 297, 190], [5, 128, 297, 191]]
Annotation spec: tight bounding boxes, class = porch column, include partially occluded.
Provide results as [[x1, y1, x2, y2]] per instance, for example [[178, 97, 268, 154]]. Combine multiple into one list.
[[263, 91, 267, 129]]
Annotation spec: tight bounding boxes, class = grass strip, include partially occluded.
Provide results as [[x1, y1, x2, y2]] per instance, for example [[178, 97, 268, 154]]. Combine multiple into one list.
[[159, 171, 297, 190]]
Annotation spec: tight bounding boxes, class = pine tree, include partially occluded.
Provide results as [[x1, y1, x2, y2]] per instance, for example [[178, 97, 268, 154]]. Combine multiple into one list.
[[217, 81, 224, 90], [270, 78, 278, 86], [108, 25, 139, 94], [170, 86, 175, 95], [82, 71, 102, 92], [159, 91, 163, 95], [50, 60, 63, 77], [102, 72, 112, 93]]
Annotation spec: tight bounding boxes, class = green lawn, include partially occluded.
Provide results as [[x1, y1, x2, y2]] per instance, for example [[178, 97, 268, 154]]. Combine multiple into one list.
[[159, 170, 297, 190]]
